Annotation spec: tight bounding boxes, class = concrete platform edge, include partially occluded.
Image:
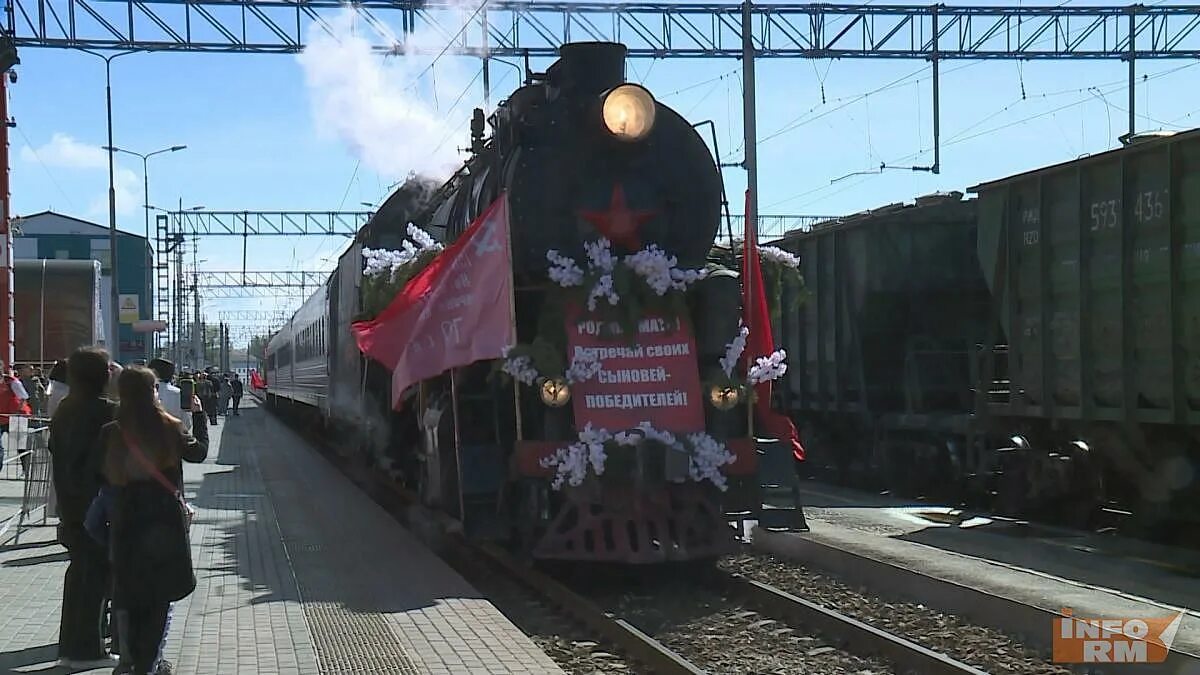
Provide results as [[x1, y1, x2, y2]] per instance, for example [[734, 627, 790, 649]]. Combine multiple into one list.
[[753, 528, 1200, 675]]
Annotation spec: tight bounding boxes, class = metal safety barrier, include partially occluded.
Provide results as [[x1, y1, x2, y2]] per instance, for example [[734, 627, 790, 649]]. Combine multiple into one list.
[[0, 416, 53, 541]]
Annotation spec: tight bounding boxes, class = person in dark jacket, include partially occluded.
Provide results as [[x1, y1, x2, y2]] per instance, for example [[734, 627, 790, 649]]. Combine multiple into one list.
[[101, 366, 208, 675], [230, 374, 244, 415], [195, 373, 217, 425], [48, 347, 119, 669]]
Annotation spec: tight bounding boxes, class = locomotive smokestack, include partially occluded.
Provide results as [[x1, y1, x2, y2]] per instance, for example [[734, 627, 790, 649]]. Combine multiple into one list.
[[550, 42, 627, 95]]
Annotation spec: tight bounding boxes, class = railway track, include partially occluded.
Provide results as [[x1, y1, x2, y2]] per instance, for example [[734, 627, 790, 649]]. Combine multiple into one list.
[[564, 559, 987, 675], [264, 397, 991, 675]]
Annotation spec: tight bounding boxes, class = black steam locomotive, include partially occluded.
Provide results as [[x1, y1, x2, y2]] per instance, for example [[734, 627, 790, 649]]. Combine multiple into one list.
[[265, 42, 787, 563]]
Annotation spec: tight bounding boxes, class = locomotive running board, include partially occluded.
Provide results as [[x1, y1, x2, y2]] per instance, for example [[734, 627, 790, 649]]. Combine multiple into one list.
[[532, 483, 738, 563]]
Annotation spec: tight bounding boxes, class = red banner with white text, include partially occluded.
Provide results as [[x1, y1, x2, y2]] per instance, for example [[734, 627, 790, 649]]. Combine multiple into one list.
[[566, 312, 704, 433]]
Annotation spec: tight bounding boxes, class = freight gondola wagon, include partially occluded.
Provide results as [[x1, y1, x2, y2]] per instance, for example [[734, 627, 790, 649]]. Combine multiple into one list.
[[972, 129, 1200, 537]]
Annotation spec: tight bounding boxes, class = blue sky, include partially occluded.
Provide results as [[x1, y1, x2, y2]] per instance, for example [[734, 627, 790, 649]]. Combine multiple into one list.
[[11, 3, 1200, 344]]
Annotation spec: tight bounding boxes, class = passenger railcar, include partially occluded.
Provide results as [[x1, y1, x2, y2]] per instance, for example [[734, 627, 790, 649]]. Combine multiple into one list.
[[264, 42, 785, 563], [264, 282, 331, 414]]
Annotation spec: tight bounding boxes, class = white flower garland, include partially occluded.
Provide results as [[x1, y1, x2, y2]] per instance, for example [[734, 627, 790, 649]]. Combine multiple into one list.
[[545, 237, 707, 310], [719, 325, 749, 378], [623, 244, 707, 296], [540, 421, 735, 492], [718, 326, 788, 387], [547, 250, 584, 287], [759, 246, 801, 269], [500, 345, 539, 386], [540, 423, 611, 490], [406, 222, 441, 251], [747, 349, 788, 385], [564, 349, 602, 384], [361, 223, 443, 279], [687, 432, 736, 490]]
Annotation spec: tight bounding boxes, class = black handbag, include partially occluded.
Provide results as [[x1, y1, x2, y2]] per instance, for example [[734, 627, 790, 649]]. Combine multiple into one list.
[[121, 429, 197, 603]]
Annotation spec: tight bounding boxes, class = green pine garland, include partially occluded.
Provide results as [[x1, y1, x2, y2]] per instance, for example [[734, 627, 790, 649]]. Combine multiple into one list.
[[356, 248, 440, 321], [760, 256, 811, 326]]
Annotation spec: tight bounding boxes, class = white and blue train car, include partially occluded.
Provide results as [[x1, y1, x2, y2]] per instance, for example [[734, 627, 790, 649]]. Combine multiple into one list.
[[264, 280, 331, 415]]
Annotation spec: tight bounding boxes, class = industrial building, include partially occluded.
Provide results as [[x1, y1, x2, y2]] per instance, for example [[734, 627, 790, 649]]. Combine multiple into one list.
[[13, 211, 153, 365]]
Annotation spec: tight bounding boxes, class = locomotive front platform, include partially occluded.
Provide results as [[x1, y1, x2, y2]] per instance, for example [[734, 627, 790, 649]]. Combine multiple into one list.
[[0, 400, 562, 675], [755, 481, 1200, 673]]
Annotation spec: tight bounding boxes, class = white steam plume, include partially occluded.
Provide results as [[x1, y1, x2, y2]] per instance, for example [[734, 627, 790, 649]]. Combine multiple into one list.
[[297, 5, 481, 180]]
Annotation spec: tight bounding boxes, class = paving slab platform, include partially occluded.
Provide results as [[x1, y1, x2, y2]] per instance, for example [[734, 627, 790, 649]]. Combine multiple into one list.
[[757, 481, 1200, 674], [0, 401, 562, 675]]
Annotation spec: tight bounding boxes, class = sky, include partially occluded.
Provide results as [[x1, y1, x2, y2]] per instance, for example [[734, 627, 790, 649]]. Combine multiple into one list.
[[10, 1, 1200, 346]]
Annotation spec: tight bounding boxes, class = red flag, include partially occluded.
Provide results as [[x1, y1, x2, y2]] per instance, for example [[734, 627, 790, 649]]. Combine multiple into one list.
[[351, 194, 516, 409], [742, 190, 805, 462]]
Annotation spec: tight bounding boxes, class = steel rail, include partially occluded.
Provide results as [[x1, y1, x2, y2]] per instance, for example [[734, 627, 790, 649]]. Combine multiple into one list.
[[469, 543, 707, 675], [720, 572, 988, 675]]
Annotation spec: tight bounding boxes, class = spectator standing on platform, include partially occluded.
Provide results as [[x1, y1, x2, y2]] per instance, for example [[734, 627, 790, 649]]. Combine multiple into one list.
[[19, 364, 45, 417], [47, 360, 70, 416], [217, 375, 232, 417], [149, 359, 192, 434], [0, 363, 31, 466], [48, 347, 118, 670], [101, 366, 208, 675], [196, 373, 217, 426], [230, 374, 243, 416]]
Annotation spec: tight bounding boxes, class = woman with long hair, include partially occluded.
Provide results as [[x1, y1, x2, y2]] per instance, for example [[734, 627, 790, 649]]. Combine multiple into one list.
[[100, 366, 208, 675]]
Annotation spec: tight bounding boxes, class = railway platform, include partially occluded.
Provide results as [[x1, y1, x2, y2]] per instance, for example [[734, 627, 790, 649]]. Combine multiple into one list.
[[757, 481, 1200, 671], [0, 401, 562, 674]]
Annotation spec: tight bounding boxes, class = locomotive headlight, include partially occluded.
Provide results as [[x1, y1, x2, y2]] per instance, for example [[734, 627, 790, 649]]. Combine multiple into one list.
[[602, 84, 656, 142], [539, 377, 572, 407], [708, 384, 741, 411]]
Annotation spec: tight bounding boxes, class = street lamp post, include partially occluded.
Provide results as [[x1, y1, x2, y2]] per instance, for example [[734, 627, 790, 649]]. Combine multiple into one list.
[[104, 144, 187, 360], [79, 48, 138, 362]]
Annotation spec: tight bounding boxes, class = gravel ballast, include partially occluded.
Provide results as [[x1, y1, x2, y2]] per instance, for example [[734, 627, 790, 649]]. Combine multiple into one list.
[[593, 575, 893, 674], [722, 553, 1073, 674]]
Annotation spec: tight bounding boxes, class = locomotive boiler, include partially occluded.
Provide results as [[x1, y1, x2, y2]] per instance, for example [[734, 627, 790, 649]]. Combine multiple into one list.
[[266, 42, 787, 563]]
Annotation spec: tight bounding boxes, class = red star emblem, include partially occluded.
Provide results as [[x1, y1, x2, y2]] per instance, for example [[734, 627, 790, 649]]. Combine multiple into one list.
[[578, 183, 657, 251]]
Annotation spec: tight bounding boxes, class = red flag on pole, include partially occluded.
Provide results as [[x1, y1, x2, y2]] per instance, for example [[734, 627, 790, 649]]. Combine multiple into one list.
[[742, 190, 805, 462], [351, 194, 516, 409]]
